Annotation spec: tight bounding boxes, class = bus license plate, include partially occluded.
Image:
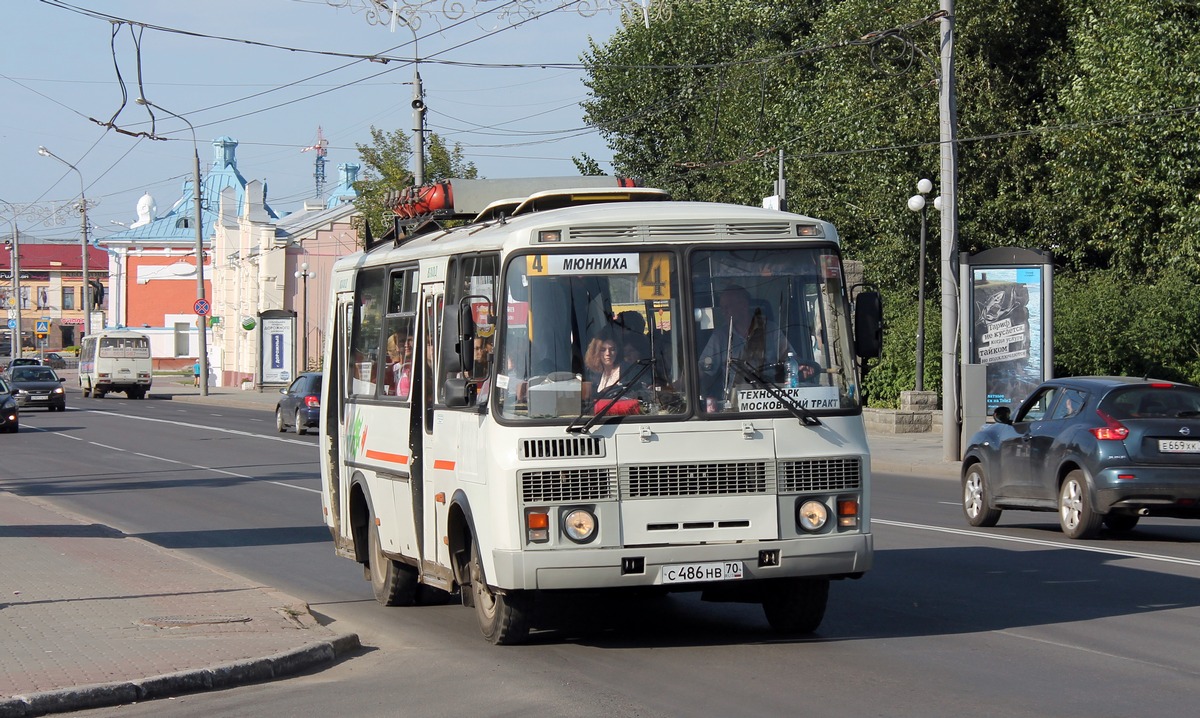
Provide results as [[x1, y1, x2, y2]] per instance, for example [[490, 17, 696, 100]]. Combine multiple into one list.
[[1159, 439, 1200, 453], [660, 561, 743, 584]]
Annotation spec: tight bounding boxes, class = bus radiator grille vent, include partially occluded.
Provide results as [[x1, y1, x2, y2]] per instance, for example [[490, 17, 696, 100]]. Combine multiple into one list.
[[521, 436, 605, 460], [521, 468, 616, 503], [621, 462, 773, 499], [778, 457, 862, 493], [725, 222, 793, 237], [568, 225, 640, 241]]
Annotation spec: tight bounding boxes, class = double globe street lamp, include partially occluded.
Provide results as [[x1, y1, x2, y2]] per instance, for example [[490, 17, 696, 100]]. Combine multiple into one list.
[[294, 262, 316, 371], [907, 178, 941, 393]]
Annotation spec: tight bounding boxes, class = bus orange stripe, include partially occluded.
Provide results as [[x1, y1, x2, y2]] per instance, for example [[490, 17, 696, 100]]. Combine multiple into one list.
[[433, 459, 456, 471], [365, 449, 409, 465]]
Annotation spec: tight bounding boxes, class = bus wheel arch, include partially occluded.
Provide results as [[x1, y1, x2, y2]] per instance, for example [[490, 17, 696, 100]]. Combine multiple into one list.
[[348, 476, 372, 566], [446, 492, 475, 592]]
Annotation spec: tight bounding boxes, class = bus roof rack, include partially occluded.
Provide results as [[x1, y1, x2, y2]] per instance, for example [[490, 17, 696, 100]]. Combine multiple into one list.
[[392, 176, 648, 223]]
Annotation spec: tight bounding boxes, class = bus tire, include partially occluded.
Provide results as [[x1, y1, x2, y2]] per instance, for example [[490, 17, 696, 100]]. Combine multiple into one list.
[[368, 516, 417, 606], [762, 577, 829, 635], [470, 542, 531, 645]]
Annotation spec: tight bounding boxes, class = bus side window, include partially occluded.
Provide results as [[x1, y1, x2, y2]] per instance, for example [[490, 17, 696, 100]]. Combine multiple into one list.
[[351, 267, 386, 396]]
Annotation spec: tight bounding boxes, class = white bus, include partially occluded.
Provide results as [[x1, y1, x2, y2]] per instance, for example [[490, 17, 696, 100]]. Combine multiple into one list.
[[79, 328, 153, 399], [319, 178, 883, 644]]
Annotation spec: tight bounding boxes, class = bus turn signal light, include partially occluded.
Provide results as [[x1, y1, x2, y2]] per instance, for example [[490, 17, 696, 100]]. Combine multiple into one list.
[[527, 511, 549, 543], [837, 497, 859, 528]]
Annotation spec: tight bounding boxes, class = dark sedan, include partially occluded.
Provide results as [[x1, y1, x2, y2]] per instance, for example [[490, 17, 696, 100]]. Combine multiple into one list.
[[43, 352, 68, 370], [0, 378, 19, 432], [276, 372, 321, 435], [962, 376, 1200, 538], [7, 365, 67, 411]]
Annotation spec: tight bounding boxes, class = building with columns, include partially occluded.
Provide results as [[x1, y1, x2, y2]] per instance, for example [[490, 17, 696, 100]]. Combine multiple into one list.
[[209, 164, 359, 387]]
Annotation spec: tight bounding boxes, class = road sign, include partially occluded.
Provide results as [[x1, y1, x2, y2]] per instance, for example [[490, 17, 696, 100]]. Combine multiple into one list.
[[35, 320, 49, 334], [6, 319, 14, 329], [194, 299, 211, 316]]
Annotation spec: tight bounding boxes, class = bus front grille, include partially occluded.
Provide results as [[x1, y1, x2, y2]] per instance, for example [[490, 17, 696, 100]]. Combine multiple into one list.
[[778, 457, 862, 493], [521, 468, 616, 503], [621, 462, 773, 499]]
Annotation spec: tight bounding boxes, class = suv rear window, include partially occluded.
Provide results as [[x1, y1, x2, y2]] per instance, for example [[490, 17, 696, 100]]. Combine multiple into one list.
[[1101, 386, 1200, 420]]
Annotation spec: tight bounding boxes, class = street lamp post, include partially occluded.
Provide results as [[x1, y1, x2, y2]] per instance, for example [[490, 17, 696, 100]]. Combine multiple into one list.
[[0, 199, 20, 365], [135, 98, 210, 396], [294, 262, 315, 371], [37, 147, 90, 346], [907, 178, 936, 392]]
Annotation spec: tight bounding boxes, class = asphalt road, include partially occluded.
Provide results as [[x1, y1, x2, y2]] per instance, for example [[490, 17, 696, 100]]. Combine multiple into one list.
[[6, 389, 1200, 718]]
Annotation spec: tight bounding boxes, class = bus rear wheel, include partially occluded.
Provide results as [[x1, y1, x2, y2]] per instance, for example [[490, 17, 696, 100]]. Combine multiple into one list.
[[762, 578, 829, 635], [470, 542, 531, 645], [367, 517, 417, 606]]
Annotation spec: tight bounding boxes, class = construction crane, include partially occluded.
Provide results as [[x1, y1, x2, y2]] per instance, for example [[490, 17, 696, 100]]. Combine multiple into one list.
[[301, 127, 329, 198]]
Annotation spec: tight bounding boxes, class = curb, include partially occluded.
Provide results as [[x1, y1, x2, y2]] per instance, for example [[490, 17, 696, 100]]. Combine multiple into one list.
[[0, 633, 360, 718]]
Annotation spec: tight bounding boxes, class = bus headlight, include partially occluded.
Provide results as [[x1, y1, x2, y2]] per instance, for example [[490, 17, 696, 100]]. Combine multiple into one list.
[[562, 508, 597, 543], [797, 500, 829, 532]]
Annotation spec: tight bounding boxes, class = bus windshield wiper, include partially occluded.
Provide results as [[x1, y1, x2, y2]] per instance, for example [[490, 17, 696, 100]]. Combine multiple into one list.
[[567, 359, 654, 434], [727, 358, 821, 426]]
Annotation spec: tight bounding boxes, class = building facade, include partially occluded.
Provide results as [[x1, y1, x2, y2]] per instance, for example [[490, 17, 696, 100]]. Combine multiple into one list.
[[1, 240, 107, 351]]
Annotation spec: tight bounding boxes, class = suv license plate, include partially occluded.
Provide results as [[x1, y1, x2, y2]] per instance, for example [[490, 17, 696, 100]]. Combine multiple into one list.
[[660, 561, 743, 584], [1159, 439, 1200, 453]]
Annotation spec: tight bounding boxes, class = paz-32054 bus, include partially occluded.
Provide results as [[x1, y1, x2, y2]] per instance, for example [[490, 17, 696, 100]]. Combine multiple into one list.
[[319, 178, 882, 644]]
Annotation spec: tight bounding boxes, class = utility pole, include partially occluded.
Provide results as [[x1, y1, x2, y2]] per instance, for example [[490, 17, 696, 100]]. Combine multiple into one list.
[[939, 0, 960, 461], [135, 97, 209, 395], [37, 147, 90, 344], [0, 199, 20, 364]]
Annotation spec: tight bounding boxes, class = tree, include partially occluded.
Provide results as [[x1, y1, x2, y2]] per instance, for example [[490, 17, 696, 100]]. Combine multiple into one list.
[[353, 127, 480, 241]]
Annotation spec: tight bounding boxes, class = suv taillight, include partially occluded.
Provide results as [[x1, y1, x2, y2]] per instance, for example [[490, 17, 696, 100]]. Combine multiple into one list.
[[1090, 410, 1128, 441]]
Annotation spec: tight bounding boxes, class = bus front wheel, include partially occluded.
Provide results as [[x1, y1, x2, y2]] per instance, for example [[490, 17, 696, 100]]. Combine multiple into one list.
[[367, 517, 417, 606], [470, 542, 531, 645], [762, 577, 829, 635]]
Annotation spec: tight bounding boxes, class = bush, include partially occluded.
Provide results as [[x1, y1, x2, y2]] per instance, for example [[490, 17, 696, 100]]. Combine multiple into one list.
[[862, 296, 941, 408]]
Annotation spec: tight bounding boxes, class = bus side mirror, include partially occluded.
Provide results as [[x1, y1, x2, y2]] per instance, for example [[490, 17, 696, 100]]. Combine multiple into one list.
[[853, 291, 883, 359], [458, 300, 476, 376]]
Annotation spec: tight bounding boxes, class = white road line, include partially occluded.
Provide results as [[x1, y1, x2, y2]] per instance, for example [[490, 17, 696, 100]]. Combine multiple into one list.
[[875, 518, 1200, 567], [23, 413, 320, 495], [72, 408, 313, 446]]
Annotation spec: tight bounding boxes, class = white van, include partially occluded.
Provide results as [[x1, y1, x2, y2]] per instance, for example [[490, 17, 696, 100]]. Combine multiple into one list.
[[79, 329, 153, 399]]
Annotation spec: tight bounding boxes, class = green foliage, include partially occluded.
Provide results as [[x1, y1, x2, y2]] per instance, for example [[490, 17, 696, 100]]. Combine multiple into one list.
[[352, 128, 479, 242], [1053, 268, 1200, 384], [861, 297, 941, 408], [581, 0, 1200, 392]]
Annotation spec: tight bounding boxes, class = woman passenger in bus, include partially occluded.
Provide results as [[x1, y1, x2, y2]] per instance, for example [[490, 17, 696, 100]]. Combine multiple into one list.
[[583, 327, 646, 413]]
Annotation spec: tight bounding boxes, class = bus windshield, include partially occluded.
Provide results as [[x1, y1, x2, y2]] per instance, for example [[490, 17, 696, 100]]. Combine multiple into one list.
[[496, 245, 858, 421], [692, 246, 858, 415]]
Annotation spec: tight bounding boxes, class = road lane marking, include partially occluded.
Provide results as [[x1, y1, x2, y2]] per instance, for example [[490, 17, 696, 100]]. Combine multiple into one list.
[[23, 415, 320, 495], [72, 409, 313, 446], [875, 518, 1200, 567]]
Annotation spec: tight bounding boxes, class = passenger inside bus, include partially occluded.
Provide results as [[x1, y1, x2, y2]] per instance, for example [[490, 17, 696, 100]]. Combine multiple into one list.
[[698, 285, 788, 401], [583, 327, 646, 413]]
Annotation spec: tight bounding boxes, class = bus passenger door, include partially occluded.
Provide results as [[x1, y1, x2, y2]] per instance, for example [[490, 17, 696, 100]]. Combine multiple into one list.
[[416, 283, 449, 569]]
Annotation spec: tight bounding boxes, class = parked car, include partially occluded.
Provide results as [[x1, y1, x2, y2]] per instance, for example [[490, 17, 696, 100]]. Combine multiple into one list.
[[43, 352, 68, 370], [7, 365, 67, 411], [962, 376, 1200, 539], [276, 372, 322, 435], [0, 378, 19, 432]]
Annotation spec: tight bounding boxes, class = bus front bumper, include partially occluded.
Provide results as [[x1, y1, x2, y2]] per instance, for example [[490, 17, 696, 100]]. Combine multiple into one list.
[[490, 532, 872, 591]]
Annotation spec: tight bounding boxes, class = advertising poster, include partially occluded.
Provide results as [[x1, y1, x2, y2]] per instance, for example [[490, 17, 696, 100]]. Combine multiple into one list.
[[971, 267, 1043, 410], [260, 315, 295, 385]]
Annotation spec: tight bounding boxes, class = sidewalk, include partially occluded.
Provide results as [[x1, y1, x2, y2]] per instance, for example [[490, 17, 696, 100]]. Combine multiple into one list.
[[1, 376, 958, 717], [1, 376, 359, 718]]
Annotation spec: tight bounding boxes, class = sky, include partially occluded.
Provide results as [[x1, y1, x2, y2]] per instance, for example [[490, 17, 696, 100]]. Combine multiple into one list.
[[1, 0, 627, 244]]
